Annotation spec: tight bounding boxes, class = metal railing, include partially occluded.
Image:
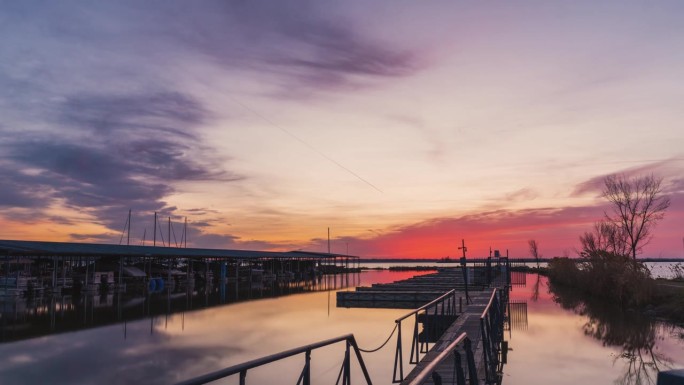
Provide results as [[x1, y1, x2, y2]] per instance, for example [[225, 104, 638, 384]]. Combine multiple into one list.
[[175, 334, 373, 385], [480, 288, 506, 384], [392, 289, 461, 383], [408, 288, 508, 385], [405, 332, 479, 385]]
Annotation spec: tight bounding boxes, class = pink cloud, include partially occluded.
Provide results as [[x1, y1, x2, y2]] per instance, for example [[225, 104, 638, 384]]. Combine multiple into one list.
[[321, 191, 683, 259]]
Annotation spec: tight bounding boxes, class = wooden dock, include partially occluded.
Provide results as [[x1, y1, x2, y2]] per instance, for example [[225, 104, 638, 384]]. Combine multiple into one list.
[[401, 290, 495, 384], [337, 267, 489, 309], [337, 264, 509, 385]]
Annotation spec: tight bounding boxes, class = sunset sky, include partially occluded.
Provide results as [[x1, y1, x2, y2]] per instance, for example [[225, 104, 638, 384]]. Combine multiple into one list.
[[1, 1, 682, 258]]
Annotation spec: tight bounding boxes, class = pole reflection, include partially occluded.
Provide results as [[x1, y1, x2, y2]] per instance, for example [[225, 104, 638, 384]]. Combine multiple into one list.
[[0, 272, 360, 343]]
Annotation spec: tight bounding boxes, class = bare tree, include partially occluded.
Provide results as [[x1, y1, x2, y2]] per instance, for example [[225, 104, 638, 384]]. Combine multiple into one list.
[[528, 239, 541, 267], [603, 174, 670, 259], [579, 220, 629, 257]]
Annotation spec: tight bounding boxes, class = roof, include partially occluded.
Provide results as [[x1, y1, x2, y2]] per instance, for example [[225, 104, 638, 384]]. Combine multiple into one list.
[[0, 240, 354, 260]]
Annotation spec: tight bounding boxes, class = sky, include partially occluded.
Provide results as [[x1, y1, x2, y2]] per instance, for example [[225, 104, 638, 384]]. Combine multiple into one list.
[[0, 1, 682, 258]]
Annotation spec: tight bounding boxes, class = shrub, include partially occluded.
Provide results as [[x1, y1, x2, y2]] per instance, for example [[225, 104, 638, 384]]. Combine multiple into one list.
[[547, 257, 581, 287], [547, 253, 653, 307]]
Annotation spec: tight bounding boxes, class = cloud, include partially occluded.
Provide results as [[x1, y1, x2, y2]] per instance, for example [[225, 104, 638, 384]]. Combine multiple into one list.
[[269, 19, 423, 91], [0, 91, 241, 241], [313, 205, 606, 258], [572, 158, 684, 197], [504, 188, 538, 202], [82, 0, 425, 94]]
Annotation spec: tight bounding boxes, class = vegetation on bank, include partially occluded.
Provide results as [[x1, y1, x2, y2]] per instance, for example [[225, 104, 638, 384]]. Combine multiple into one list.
[[545, 174, 683, 322], [547, 254, 653, 307], [548, 256, 684, 321]]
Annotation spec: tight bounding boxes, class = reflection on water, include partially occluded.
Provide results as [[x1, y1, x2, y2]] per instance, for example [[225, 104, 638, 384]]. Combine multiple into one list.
[[0, 270, 430, 385], [549, 279, 676, 385], [0, 273, 361, 343], [506, 273, 684, 385], [1, 270, 681, 385]]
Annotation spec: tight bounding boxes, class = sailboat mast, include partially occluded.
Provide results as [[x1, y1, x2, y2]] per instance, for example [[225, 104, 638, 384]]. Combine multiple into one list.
[[127, 209, 131, 246], [153, 212, 157, 247]]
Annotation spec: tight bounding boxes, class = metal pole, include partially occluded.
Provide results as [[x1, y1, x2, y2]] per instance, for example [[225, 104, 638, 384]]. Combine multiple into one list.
[[153, 212, 157, 247], [344, 341, 351, 385], [303, 349, 311, 385], [84, 256, 89, 292], [127, 209, 131, 246], [394, 323, 404, 382]]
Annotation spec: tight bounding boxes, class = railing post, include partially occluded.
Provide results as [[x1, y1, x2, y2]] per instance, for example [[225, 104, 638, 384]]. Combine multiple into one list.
[[464, 337, 478, 385], [506, 257, 511, 286], [348, 337, 373, 385], [431, 372, 443, 385], [460, 257, 470, 304], [454, 350, 466, 385], [239, 370, 247, 385], [411, 314, 421, 361], [480, 316, 490, 384], [486, 257, 492, 285], [303, 349, 311, 385], [393, 322, 403, 383], [344, 341, 351, 385]]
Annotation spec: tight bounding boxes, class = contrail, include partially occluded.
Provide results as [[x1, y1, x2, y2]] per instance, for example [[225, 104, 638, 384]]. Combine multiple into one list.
[[228, 97, 384, 193]]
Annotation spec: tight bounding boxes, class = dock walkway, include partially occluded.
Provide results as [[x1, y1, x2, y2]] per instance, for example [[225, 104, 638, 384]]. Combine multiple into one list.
[[401, 290, 494, 384], [338, 264, 509, 385]]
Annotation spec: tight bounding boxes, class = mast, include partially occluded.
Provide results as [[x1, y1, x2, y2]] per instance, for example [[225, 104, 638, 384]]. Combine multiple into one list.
[[153, 212, 157, 247], [459, 239, 467, 259], [127, 209, 131, 246]]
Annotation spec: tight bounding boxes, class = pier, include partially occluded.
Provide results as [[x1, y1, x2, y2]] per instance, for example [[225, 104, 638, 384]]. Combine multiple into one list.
[[174, 260, 510, 385], [0, 239, 359, 342], [0, 239, 359, 296], [338, 259, 510, 385], [337, 267, 490, 308]]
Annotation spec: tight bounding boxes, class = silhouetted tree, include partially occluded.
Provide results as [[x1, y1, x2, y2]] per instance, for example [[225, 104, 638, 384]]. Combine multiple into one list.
[[603, 174, 670, 259], [579, 220, 629, 257], [528, 239, 541, 268]]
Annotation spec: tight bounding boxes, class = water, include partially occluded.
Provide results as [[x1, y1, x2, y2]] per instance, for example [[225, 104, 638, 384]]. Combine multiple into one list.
[[505, 273, 684, 384], [0, 271, 424, 385], [1, 268, 682, 384]]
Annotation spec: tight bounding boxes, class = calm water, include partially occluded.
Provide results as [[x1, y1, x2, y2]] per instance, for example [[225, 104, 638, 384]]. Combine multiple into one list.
[[0, 269, 682, 384], [505, 273, 684, 385]]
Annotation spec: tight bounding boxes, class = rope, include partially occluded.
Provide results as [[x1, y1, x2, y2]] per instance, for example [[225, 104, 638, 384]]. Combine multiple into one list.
[[358, 323, 398, 353]]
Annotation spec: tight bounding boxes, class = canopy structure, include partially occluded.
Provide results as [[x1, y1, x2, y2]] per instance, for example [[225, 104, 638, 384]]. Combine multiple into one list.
[[0, 239, 356, 262]]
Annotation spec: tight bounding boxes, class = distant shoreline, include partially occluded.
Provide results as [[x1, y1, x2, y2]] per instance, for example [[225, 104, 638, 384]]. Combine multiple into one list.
[[358, 257, 684, 263]]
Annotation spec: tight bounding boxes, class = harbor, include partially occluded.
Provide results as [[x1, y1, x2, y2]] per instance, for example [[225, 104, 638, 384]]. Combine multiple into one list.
[[176, 258, 512, 385], [1, 258, 683, 384]]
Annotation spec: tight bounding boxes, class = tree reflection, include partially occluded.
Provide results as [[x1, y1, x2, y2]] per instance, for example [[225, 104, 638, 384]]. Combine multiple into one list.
[[548, 281, 674, 385], [531, 273, 540, 302]]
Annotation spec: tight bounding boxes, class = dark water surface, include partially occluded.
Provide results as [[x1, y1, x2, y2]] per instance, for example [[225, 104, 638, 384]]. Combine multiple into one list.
[[1, 270, 682, 384]]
